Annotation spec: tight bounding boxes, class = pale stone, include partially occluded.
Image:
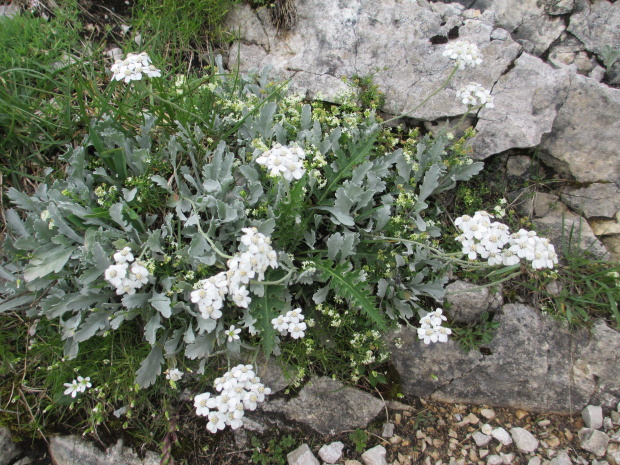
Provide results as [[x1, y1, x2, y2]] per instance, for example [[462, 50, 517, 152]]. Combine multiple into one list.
[[318, 442, 345, 464], [500, 453, 515, 464], [561, 184, 620, 220], [361, 445, 388, 465], [582, 405, 604, 430], [480, 409, 496, 420], [474, 432, 493, 447], [487, 455, 504, 465], [0, 427, 20, 465], [49, 436, 159, 465], [444, 281, 503, 323], [578, 428, 609, 457], [549, 450, 572, 465], [491, 428, 513, 446], [287, 444, 320, 465], [510, 427, 539, 453], [528, 458, 542, 465], [482, 424, 493, 435], [381, 422, 395, 438]]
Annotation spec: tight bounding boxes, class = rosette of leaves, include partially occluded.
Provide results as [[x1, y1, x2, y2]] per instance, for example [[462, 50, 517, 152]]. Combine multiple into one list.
[[0, 65, 483, 389]]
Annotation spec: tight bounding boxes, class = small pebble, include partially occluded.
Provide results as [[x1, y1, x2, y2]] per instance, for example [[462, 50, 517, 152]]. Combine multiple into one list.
[[479, 449, 489, 459], [482, 424, 493, 435], [491, 427, 513, 446], [480, 409, 496, 420], [516, 410, 529, 420], [527, 458, 541, 465], [538, 420, 551, 427]]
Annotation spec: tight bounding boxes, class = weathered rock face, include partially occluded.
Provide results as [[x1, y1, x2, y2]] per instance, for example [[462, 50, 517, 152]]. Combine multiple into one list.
[[444, 280, 502, 323], [228, 0, 521, 121], [568, 0, 620, 85], [387, 304, 620, 413], [252, 376, 384, 435], [539, 71, 620, 186], [48, 436, 159, 465], [470, 53, 570, 158]]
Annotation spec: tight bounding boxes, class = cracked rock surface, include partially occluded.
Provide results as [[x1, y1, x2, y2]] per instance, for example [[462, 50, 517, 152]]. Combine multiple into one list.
[[386, 304, 620, 414]]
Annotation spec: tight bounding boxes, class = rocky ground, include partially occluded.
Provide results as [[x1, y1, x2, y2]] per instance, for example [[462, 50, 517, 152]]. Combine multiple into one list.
[[3, 398, 620, 465]]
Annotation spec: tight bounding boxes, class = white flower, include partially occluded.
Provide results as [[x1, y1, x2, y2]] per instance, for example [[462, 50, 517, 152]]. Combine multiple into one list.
[[63, 380, 80, 398], [286, 308, 304, 323], [113, 247, 134, 264], [110, 52, 161, 83], [166, 368, 183, 382], [76, 376, 92, 392], [255, 143, 306, 182], [225, 325, 241, 342], [271, 315, 290, 332], [289, 321, 307, 339], [194, 393, 211, 416], [130, 264, 149, 286], [443, 40, 483, 69], [417, 326, 439, 344], [206, 411, 226, 433], [456, 82, 494, 108], [104, 264, 127, 288]]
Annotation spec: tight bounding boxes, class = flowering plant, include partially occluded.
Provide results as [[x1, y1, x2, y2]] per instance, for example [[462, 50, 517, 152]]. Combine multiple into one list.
[[0, 43, 548, 433]]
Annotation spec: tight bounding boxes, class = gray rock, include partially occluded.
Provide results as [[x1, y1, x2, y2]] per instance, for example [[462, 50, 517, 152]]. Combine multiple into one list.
[[609, 451, 620, 465], [500, 452, 515, 464], [582, 405, 604, 430], [227, 0, 521, 121], [613, 411, 620, 424], [568, 0, 620, 84], [0, 427, 20, 465], [473, 431, 493, 447], [0, 3, 19, 17], [480, 408, 496, 420], [287, 444, 320, 465], [381, 421, 394, 438], [611, 429, 620, 443], [444, 280, 502, 323], [532, 207, 608, 258], [539, 72, 620, 185], [603, 417, 614, 431], [13, 458, 33, 465], [471, 53, 570, 159], [528, 457, 542, 465], [282, 377, 384, 435], [48, 436, 159, 465], [487, 455, 504, 465], [510, 427, 539, 452], [491, 427, 513, 445], [361, 445, 388, 465], [550, 451, 573, 465], [318, 441, 344, 464], [473, 0, 566, 55], [578, 428, 609, 457], [388, 304, 620, 414], [561, 184, 620, 220]]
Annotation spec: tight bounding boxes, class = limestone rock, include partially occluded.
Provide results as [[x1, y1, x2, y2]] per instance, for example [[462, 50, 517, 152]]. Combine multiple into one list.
[[578, 428, 609, 456], [487, 455, 504, 465], [473, 431, 493, 447], [48, 436, 159, 465], [528, 457, 542, 465], [282, 377, 384, 435], [471, 53, 570, 159], [532, 207, 608, 258], [582, 405, 604, 430], [0, 427, 20, 465], [473, 0, 566, 55], [491, 427, 512, 445], [561, 184, 620, 220], [388, 304, 620, 414], [510, 427, 539, 452], [540, 72, 620, 185], [361, 445, 388, 465], [444, 280, 502, 323], [549, 450, 573, 465], [227, 0, 521, 121], [318, 442, 344, 464], [568, 0, 620, 85], [287, 444, 320, 465]]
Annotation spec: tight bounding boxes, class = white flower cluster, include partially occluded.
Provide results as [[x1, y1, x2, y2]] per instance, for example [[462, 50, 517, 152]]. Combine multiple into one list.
[[456, 82, 494, 108], [193, 364, 271, 433], [271, 308, 307, 339], [165, 369, 183, 382], [190, 228, 278, 321], [104, 247, 150, 295], [455, 211, 558, 269], [255, 143, 306, 182], [64, 376, 92, 398], [443, 40, 483, 69], [110, 52, 161, 83], [417, 309, 452, 344]]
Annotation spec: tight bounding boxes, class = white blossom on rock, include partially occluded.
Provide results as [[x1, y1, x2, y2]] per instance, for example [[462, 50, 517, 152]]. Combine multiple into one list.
[[443, 40, 483, 69]]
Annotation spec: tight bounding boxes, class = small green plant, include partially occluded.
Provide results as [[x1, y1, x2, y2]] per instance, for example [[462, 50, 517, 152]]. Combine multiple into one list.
[[600, 44, 620, 70], [250, 433, 297, 465], [349, 428, 369, 453], [343, 71, 387, 110], [412, 409, 433, 429], [451, 312, 500, 351]]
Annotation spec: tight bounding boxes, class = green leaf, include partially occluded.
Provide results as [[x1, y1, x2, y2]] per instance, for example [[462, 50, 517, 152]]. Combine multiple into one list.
[[24, 244, 76, 282], [74, 310, 110, 343], [314, 259, 385, 330], [185, 333, 216, 359], [0, 294, 35, 314], [149, 293, 172, 318], [250, 285, 287, 356], [144, 312, 162, 345], [135, 337, 165, 388]]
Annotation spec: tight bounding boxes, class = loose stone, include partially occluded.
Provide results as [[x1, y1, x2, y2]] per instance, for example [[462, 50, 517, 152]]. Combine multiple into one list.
[[361, 445, 388, 465], [510, 427, 539, 453], [582, 405, 604, 430], [473, 432, 493, 447], [491, 427, 513, 446], [482, 424, 494, 435], [480, 409, 496, 420], [318, 442, 344, 464], [487, 454, 504, 465], [528, 457, 542, 465], [287, 444, 320, 465], [549, 451, 572, 465], [578, 428, 609, 457]]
